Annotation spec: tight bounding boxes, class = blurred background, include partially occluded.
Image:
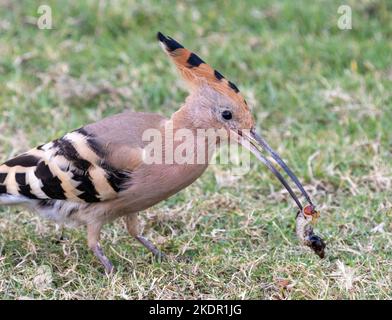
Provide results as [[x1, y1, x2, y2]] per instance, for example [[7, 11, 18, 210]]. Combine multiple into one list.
[[0, 0, 391, 299]]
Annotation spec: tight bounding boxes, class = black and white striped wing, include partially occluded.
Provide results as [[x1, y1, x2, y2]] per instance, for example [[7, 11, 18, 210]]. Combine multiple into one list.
[[0, 129, 131, 203]]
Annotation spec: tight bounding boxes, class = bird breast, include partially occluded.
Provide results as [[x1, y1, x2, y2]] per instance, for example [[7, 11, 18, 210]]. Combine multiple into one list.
[[111, 162, 209, 214]]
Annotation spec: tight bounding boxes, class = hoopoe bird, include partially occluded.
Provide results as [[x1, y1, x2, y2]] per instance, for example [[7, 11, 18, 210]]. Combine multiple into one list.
[[0, 32, 319, 273]]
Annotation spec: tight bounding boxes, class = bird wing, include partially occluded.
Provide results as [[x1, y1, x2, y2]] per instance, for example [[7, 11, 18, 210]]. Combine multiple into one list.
[[0, 111, 166, 203], [0, 129, 131, 203]]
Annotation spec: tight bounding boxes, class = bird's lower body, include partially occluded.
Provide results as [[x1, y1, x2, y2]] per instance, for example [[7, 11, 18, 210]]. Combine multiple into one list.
[[0, 197, 165, 273]]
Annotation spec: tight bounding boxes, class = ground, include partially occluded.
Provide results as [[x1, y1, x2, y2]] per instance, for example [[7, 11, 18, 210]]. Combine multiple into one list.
[[0, 0, 391, 299]]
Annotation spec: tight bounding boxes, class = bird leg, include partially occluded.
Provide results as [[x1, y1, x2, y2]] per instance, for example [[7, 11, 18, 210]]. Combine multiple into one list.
[[87, 223, 114, 274], [124, 214, 166, 261]]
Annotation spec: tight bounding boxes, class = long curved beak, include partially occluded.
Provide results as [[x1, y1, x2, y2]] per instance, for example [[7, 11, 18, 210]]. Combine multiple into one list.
[[249, 129, 314, 206], [232, 128, 313, 211]]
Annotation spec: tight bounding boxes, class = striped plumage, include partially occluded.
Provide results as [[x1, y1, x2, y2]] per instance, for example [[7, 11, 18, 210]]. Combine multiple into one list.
[[0, 128, 130, 204]]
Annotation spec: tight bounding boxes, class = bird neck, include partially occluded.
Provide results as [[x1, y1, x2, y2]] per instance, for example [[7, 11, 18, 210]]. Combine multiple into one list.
[[170, 106, 195, 131], [163, 100, 218, 165], [170, 91, 209, 131]]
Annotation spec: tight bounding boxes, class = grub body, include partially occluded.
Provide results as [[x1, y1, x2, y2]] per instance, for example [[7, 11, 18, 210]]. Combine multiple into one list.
[[295, 208, 326, 258]]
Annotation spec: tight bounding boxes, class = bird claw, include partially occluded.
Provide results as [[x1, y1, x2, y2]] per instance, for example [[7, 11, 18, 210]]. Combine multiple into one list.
[[135, 235, 167, 262], [92, 243, 115, 274], [134, 235, 193, 263], [152, 251, 167, 262]]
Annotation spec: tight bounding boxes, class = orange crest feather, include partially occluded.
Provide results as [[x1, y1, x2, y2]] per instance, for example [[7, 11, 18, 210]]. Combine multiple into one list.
[[157, 32, 249, 113]]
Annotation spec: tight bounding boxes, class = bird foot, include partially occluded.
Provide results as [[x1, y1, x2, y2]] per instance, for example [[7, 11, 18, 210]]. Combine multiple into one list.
[[92, 243, 115, 274], [135, 235, 192, 264], [135, 235, 166, 261]]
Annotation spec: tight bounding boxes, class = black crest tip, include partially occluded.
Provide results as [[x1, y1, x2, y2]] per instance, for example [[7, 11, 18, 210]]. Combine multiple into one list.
[[157, 31, 166, 42], [157, 31, 184, 52]]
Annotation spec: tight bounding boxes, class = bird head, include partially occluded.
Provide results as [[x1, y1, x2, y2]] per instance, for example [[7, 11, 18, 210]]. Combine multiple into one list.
[[157, 32, 253, 131], [157, 32, 314, 211]]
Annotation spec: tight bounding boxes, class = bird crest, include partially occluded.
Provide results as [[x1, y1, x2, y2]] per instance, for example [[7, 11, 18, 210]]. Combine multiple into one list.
[[157, 32, 249, 114]]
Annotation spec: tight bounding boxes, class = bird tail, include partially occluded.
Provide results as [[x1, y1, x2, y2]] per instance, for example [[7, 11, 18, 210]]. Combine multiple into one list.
[[0, 171, 7, 198], [0, 164, 27, 205], [0, 173, 12, 205]]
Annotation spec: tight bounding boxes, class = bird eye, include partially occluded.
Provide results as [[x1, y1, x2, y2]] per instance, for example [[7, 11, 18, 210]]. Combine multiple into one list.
[[221, 110, 232, 120]]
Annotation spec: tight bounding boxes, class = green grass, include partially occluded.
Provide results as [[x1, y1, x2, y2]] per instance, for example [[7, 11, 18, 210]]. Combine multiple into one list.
[[0, 0, 391, 299]]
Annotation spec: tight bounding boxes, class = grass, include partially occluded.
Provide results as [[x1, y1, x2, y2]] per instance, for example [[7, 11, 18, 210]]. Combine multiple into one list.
[[0, 0, 391, 299]]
